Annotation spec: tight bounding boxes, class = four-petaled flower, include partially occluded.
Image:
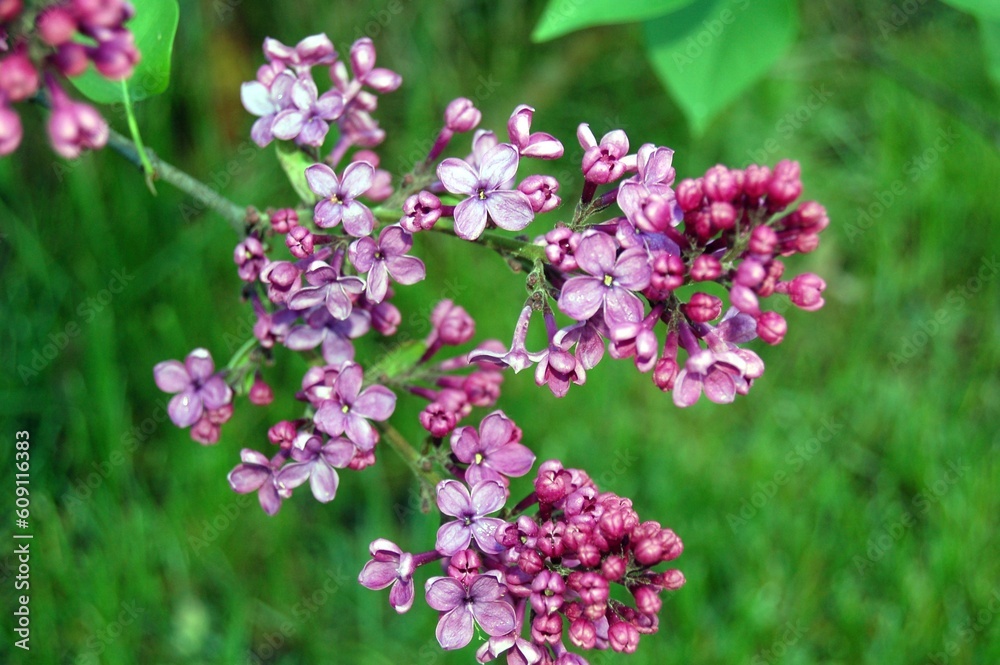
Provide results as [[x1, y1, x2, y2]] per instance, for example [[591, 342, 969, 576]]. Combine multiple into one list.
[[437, 143, 534, 240], [227, 448, 290, 515], [306, 162, 376, 236], [556, 232, 651, 326], [154, 348, 233, 428], [274, 434, 355, 503], [450, 411, 535, 486], [313, 362, 397, 451], [271, 76, 344, 147], [287, 259, 365, 320], [240, 71, 295, 147], [358, 539, 417, 614], [434, 480, 507, 556], [424, 572, 516, 650], [349, 225, 426, 303]]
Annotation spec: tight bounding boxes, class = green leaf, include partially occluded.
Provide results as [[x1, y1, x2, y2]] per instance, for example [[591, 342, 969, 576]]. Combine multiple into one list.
[[532, 0, 696, 42], [643, 0, 798, 135], [71, 0, 180, 104], [275, 143, 319, 205], [368, 340, 429, 381], [940, 0, 1000, 20], [980, 18, 1000, 86]]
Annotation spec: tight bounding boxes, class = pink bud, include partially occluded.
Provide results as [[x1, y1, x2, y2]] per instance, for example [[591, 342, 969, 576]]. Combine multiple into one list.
[[190, 417, 220, 445], [531, 613, 563, 645], [658, 568, 686, 590], [249, 376, 274, 406], [708, 201, 736, 230], [728, 284, 760, 317], [601, 554, 627, 581], [632, 585, 661, 615], [285, 226, 314, 258], [350, 37, 377, 77], [785, 273, 826, 311], [690, 254, 722, 282], [51, 42, 90, 77], [756, 310, 787, 345], [419, 403, 456, 437], [401, 191, 442, 232], [0, 49, 39, 102], [518, 174, 561, 213], [702, 164, 738, 202], [0, 0, 22, 22], [444, 97, 481, 133], [683, 292, 723, 323], [743, 164, 772, 197], [608, 621, 640, 654], [430, 300, 475, 345], [0, 104, 22, 156], [569, 618, 597, 649], [748, 225, 778, 255], [370, 301, 401, 336], [269, 208, 298, 234], [734, 258, 766, 288], [676, 178, 704, 211]]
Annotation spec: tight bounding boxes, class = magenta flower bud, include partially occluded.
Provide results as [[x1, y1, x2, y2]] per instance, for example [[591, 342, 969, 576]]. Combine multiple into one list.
[[537, 520, 566, 558], [632, 585, 661, 615], [47, 88, 109, 159], [400, 191, 442, 233], [530, 570, 566, 615], [518, 548, 544, 575], [444, 97, 481, 132], [261, 260, 301, 304], [756, 310, 787, 345], [767, 159, 802, 207], [608, 621, 640, 654], [0, 49, 39, 102], [430, 299, 475, 345], [676, 178, 703, 212], [461, 371, 502, 408], [89, 31, 140, 80], [749, 225, 778, 255], [690, 254, 722, 282], [601, 554, 627, 581], [632, 536, 663, 566], [267, 420, 298, 448], [658, 568, 686, 590], [51, 42, 90, 77], [543, 225, 580, 272], [649, 252, 685, 294], [653, 354, 679, 392], [72, 0, 130, 28], [708, 201, 736, 231], [190, 417, 221, 445], [0, 105, 22, 156], [234, 235, 265, 282], [792, 200, 829, 234], [531, 613, 563, 645], [508, 104, 564, 159], [578, 123, 631, 184], [785, 273, 826, 311], [535, 460, 571, 504], [366, 167, 393, 202], [683, 292, 722, 323], [37, 7, 78, 45], [0, 0, 22, 22], [702, 165, 738, 202], [576, 543, 601, 567], [518, 174, 561, 214], [419, 403, 457, 437], [791, 232, 819, 254], [657, 528, 683, 561], [350, 37, 377, 77], [249, 375, 274, 406], [370, 301, 401, 336], [572, 572, 609, 606], [447, 548, 482, 585], [285, 225, 314, 258], [728, 284, 760, 317], [734, 258, 766, 288], [598, 509, 626, 542], [569, 618, 597, 650], [743, 164, 772, 197], [269, 208, 298, 234]]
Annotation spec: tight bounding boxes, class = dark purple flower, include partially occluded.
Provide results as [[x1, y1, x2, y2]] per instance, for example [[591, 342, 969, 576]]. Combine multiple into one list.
[[556, 232, 651, 326], [227, 449, 289, 515], [450, 411, 535, 486], [349, 225, 426, 303], [425, 572, 515, 650], [312, 362, 396, 451], [287, 259, 365, 320], [306, 162, 375, 236], [240, 71, 295, 147], [154, 348, 233, 428], [437, 143, 534, 240], [358, 539, 418, 613], [271, 76, 344, 146], [434, 480, 507, 556], [274, 434, 354, 503]]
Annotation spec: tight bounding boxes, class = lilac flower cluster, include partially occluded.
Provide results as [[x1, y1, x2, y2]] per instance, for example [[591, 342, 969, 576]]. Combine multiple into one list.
[[0, 0, 140, 157], [360, 447, 685, 664]]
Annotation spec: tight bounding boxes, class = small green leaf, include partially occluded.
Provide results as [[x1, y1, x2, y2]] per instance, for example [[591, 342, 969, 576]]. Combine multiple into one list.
[[532, 0, 696, 42], [368, 340, 429, 381], [940, 0, 1000, 20], [275, 143, 319, 205], [643, 0, 798, 135], [72, 0, 180, 104], [980, 18, 1000, 86]]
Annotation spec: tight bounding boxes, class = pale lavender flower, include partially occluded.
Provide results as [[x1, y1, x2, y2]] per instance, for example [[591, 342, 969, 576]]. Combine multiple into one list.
[[284, 306, 370, 365], [346, 37, 402, 93], [348, 225, 426, 303], [287, 259, 365, 320], [556, 232, 651, 326], [227, 449, 289, 515], [425, 572, 516, 650], [306, 162, 375, 236], [450, 411, 535, 486], [271, 76, 344, 146], [263, 34, 337, 71], [240, 71, 295, 148], [434, 480, 507, 556], [476, 633, 543, 665], [437, 143, 534, 240], [468, 305, 538, 373], [312, 361, 396, 451], [672, 321, 764, 407], [274, 434, 354, 503], [358, 539, 418, 613], [153, 348, 233, 428]]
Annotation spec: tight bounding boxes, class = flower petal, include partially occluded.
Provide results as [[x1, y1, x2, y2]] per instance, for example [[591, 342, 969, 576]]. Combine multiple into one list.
[[198, 376, 232, 410], [153, 360, 189, 393], [557, 276, 605, 322], [275, 461, 312, 490], [471, 601, 516, 637], [228, 463, 269, 493], [341, 161, 375, 199], [389, 578, 415, 613], [305, 163, 340, 197], [358, 560, 399, 590], [437, 158, 480, 196], [435, 479, 472, 517], [345, 414, 377, 452], [574, 232, 617, 277], [453, 197, 489, 240], [341, 201, 375, 237], [353, 385, 397, 421], [486, 442, 535, 478], [470, 480, 506, 515], [480, 143, 519, 188], [240, 81, 275, 116], [436, 606, 475, 651], [449, 427, 480, 464], [486, 190, 534, 231], [168, 390, 203, 428], [270, 109, 305, 140], [671, 369, 702, 408], [478, 411, 513, 453], [185, 349, 215, 382], [308, 462, 339, 502], [425, 576, 467, 611], [470, 517, 506, 554], [435, 520, 472, 556], [384, 255, 425, 286]]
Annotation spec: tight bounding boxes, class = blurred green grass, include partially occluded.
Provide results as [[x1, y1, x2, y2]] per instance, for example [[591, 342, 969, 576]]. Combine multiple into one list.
[[1, 1, 999, 664]]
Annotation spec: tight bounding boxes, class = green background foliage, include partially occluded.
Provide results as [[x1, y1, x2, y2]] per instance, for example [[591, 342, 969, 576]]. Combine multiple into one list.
[[1, 1, 999, 664]]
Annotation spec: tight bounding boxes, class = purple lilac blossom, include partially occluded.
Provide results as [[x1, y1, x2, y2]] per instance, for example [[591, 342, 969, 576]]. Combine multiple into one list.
[[153, 348, 233, 428], [312, 362, 396, 451], [434, 479, 507, 556], [425, 572, 516, 650], [348, 225, 426, 303], [271, 75, 344, 146], [556, 232, 651, 326], [274, 434, 354, 503], [450, 411, 535, 486], [358, 539, 418, 613], [305, 162, 376, 236]]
